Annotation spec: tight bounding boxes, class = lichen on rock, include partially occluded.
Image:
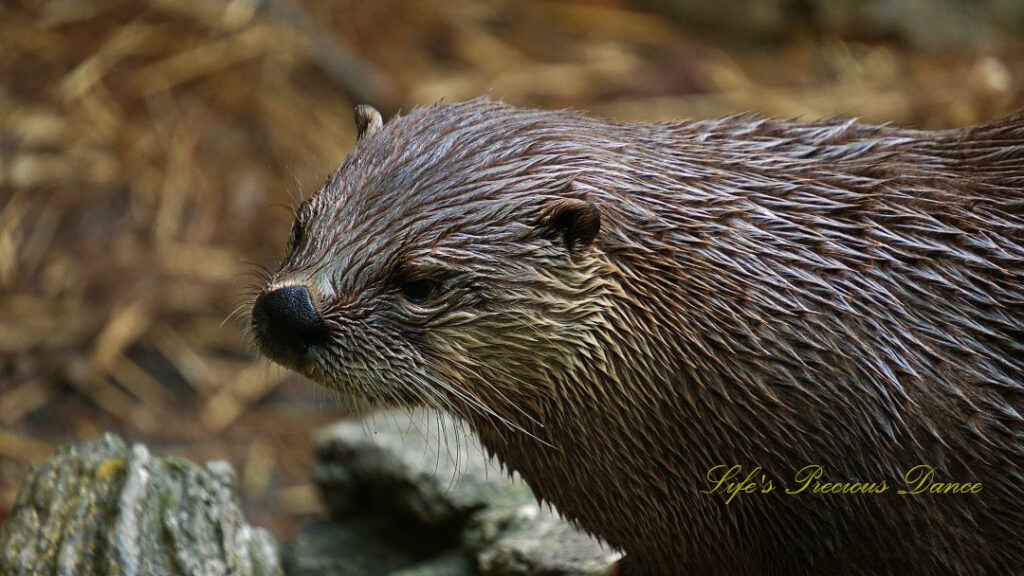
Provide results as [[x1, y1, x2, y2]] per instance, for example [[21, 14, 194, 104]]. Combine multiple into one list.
[[0, 434, 281, 576]]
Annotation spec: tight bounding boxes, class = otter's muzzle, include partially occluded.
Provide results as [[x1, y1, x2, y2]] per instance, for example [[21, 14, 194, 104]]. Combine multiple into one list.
[[252, 285, 325, 365]]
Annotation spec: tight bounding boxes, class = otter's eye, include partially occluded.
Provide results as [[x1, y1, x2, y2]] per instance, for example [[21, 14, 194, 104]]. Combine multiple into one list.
[[400, 278, 438, 305]]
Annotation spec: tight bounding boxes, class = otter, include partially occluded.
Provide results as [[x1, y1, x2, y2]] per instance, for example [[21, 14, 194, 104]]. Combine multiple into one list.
[[251, 99, 1023, 575]]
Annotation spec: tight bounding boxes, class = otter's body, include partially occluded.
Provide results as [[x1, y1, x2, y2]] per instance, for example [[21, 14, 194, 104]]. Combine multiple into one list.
[[252, 100, 1023, 575]]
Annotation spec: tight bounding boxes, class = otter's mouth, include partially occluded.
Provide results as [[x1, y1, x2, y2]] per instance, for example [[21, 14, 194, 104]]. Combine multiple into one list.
[[250, 284, 326, 371]]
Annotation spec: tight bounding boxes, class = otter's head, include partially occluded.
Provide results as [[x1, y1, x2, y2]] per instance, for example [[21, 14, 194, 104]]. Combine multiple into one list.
[[251, 100, 613, 424]]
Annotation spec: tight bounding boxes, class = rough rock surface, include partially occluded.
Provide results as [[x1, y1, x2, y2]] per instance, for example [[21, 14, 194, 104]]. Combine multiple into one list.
[[0, 433, 281, 576], [308, 409, 620, 576]]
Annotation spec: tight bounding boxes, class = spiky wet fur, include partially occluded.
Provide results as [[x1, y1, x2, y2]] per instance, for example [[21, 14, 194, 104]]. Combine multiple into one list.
[[258, 99, 1023, 575]]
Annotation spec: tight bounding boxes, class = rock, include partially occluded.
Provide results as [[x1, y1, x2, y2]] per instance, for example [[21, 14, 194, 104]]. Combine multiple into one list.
[[312, 409, 618, 576], [467, 503, 621, 576], [283, 515, 468, 576], [314, 411, 535, 526], [0, 433, 281, 576], [387, 552, 477, 576]]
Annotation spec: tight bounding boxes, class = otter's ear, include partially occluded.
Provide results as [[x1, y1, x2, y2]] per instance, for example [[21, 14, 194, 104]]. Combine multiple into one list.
[[354, 105, 383, 140], [541, 196, 602, 255]]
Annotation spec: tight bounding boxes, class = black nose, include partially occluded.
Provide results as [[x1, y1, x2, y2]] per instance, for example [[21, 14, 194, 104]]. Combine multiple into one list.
[[253, 285, 325, 356]]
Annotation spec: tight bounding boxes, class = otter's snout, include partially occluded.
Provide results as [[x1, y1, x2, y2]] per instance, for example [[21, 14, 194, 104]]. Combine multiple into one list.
[[252, 285, 325, 364]]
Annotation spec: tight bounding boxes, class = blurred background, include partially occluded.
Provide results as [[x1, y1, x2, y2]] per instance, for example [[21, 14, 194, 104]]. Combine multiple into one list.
[[1, 0, 1021, 537]]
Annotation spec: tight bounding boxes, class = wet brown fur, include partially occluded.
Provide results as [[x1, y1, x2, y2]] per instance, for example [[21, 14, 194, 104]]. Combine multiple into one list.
[[254, 99, 1024, 575]]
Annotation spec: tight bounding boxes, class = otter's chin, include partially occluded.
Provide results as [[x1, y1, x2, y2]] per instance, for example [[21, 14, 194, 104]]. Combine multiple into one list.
[[254, 337, 321, 374], [315, 369, 433, 407]]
